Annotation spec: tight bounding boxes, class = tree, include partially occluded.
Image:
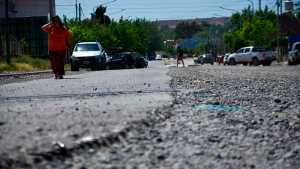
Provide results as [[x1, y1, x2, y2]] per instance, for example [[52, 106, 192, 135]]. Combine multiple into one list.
[[93, 5, 111, 25], [223, 7, 278, 51], [68, 18, 162, 55]]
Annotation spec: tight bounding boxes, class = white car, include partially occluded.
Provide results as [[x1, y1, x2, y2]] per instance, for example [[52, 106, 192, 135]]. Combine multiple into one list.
[[223, 53, 231, 65], [227, 46, 276, 66], [70, 42, 111, 71], [155, 54, 162, 60]]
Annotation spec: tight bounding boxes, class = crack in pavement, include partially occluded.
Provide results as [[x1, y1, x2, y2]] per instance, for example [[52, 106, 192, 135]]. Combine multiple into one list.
[[0, 89, 177, 102]]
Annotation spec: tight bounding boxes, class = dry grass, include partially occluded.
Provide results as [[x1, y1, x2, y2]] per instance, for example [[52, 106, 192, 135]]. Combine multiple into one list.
[[0, 56, 50, 73]]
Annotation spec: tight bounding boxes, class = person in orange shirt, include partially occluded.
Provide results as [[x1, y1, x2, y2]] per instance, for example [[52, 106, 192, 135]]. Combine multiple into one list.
[[42, 16, 72, 79]]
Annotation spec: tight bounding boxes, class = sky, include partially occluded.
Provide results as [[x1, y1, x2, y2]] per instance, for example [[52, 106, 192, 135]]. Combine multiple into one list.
[[56, 0, 278, 21]]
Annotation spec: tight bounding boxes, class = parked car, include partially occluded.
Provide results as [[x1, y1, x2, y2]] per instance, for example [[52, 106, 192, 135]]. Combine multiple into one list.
[[155, 54, 162, 60], [223, 53, 231, 65], [288, 42, 300, 65], [108, 52, 148, 69], [194, 54, 214, 65], [70, 42, 110, 71], [227, 46, 276, 66], [131, 52, 148, 68]]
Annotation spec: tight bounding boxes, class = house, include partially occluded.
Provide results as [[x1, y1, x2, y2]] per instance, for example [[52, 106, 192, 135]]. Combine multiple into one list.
[[0, 0, 56, 57]]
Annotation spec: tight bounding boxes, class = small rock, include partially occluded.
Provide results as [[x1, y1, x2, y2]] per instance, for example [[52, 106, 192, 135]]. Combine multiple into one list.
[[77, 136, 96, 143], [79, 166, 88, 169], [216, 154, 223, 159], [250, 164, 256, 169], [284, 150, 299, 159], [208, 136, 222, 143], [75, 107, 79, 111], [157, 154, 166, 161], [36, 127, 43, 132], [33, 157, 42, 164], [0, 121, 6, 126], [71, 134, 80, 139], [156, 137, 163, 143], [274, 98, 281, 103]]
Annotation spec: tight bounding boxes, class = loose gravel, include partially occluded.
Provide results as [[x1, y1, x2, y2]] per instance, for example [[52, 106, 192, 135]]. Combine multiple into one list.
[[1, 65, 300, 169]]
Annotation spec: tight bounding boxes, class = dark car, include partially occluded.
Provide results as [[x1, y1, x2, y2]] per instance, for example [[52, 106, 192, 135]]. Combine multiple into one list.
[[194, 54, 214, 65], [131, 52, 148, 68], [108, 52, 148, 69]]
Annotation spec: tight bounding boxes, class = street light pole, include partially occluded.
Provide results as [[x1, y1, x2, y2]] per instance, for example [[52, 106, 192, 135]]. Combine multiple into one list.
[[5, 0, 11, 64]]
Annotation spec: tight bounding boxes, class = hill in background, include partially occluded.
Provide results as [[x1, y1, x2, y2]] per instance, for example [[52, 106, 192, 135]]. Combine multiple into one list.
[[155, 17, 229, 28]]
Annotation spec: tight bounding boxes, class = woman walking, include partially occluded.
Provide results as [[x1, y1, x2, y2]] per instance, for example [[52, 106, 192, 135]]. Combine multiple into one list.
[[42, 16, 72, 79], [176, 46, 185, 67]]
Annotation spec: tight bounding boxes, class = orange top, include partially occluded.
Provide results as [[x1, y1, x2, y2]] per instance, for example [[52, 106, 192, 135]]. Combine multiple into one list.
[[42, 24, 71, 52]]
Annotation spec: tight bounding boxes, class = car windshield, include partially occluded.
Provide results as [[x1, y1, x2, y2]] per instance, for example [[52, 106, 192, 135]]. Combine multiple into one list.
[[75, 44, 100, 51]]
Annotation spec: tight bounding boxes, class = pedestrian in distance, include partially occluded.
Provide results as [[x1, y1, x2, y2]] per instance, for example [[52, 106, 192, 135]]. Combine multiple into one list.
[[176, 46, 185, 67], [42, 15, 72, 79]]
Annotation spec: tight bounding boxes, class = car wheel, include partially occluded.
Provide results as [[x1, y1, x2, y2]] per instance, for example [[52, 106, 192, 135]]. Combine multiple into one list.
[[71, 63, 79, 71], [229, 58, 236, 65], [252, 57, 259, 66]]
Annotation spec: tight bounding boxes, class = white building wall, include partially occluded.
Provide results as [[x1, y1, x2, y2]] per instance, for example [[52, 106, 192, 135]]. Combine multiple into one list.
[[14, 0, 49, 17]]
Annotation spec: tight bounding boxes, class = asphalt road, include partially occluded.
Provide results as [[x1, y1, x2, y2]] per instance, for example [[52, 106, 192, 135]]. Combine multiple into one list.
[[1, 60, 299, 169], [0, 61, 173, 164]]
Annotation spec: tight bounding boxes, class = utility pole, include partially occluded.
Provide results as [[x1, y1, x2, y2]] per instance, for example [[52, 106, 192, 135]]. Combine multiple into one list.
[[5, 0, 10, 64], [79, 3, 82, 21], [49, 0, 55, 18], [75, 0, 78, 21], [276, 0, 281, 61]]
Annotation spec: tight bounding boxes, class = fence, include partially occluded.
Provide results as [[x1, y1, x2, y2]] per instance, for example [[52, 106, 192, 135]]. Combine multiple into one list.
[[0, 16, 48, 59]]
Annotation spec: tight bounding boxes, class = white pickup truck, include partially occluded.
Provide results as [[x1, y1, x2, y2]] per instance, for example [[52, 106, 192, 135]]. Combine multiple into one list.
[[227, 46, 276, 66], [288, 42, 300, 65]]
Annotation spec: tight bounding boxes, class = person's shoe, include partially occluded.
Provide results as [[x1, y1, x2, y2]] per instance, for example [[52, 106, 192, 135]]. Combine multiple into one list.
[[58, 75, 64, 79]]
